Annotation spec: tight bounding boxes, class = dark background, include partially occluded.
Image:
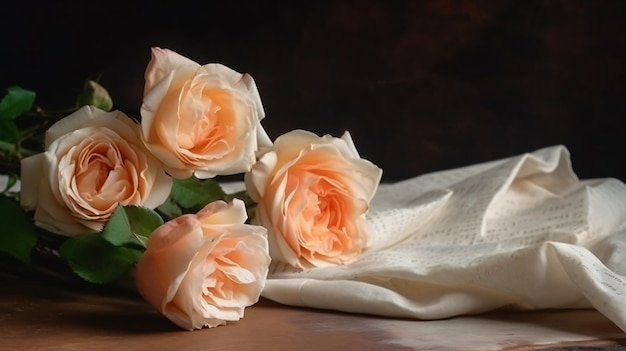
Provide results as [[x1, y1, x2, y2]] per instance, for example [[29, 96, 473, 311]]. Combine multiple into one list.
[[2, 0, 625, 182]]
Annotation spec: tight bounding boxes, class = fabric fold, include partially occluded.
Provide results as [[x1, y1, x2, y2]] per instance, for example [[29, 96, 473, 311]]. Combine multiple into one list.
[[262, 145, 626, 332]]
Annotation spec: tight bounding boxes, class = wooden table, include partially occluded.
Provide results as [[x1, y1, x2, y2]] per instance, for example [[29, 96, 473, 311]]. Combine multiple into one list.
[[2, 267, 626, 351]]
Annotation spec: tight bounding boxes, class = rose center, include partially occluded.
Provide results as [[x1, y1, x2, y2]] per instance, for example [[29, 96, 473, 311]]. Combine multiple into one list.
[[285, 173, 347, 252], [72, 138, 135, 210], [76, 144, 117, 192], [177, 88, 234, 156]]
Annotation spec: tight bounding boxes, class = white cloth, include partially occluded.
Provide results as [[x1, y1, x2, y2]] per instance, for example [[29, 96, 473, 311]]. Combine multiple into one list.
[[260, 145, 626, 332]]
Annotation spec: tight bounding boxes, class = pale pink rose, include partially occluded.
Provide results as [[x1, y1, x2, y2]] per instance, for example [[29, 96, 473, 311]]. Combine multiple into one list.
[[140, 47, 271, 179], [20, 106, 172, 236], [245, 130, 382, 269], [135, 199, 270, 330]]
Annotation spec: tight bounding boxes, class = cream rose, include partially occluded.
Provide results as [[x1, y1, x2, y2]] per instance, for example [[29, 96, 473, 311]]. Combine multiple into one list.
[[20, 106, 172, 236], [245, 130, 382, 269], [135, 199, 270, 330], [140, 47, 271, 179]]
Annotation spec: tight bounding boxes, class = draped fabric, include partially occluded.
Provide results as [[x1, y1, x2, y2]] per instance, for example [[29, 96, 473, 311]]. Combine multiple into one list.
[[261, 146, 626, 332]]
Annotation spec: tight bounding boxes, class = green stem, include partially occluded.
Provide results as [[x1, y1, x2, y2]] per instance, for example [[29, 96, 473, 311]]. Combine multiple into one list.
[[0, 139, 37, 175], [0, 140, 17, 154], [30, 105, 79, 117]]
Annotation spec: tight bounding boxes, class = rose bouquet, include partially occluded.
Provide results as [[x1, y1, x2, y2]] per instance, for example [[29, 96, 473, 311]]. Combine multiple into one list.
[[0, 47, 382, 330]]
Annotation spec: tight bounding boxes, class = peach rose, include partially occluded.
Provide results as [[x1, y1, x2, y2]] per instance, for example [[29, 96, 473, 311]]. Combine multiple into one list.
[[20, 106, 172, 236], [140, 47, 271, 179], [245, 130, 382, 269], [135, 199, 270, 330]]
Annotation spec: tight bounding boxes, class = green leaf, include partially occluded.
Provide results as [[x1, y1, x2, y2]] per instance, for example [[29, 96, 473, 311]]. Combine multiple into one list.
[[100, 205, 163, 248], [76, 80, 113, 111], [0, 86, 36, 120], [0, 195, 38, 264], [171, 177, 227, 211], [0, 120, 20, 143], [156, 196, 182, 221], [59, 233, 142, 284]]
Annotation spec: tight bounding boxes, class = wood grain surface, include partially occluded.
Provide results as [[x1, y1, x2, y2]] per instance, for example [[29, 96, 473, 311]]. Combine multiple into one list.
[[1, 266, 625, 351]]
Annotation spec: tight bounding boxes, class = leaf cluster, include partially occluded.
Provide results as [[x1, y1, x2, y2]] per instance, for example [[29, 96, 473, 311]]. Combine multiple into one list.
[[59, 205, 163, 284]]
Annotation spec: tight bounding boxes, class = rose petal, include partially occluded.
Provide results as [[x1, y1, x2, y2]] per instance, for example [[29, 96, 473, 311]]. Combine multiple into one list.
[[21, 106, 172, 236], [140, 48, 270, 179], [135, 199, 270, 330], [245, 129, 382, 269]]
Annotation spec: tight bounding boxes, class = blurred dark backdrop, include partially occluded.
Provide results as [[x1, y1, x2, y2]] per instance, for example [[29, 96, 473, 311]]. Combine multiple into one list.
[[2, 0, 625, 182]]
